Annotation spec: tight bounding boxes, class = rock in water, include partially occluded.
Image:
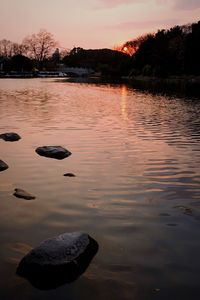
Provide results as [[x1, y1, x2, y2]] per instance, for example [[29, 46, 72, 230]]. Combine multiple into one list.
[[0, 160, 9, 172], [17, 232, 98, 290], [0, 132, 21, 141], [63, 173, 76, 177], [35, 146, 71, 160], [13, 188, 36, 200]]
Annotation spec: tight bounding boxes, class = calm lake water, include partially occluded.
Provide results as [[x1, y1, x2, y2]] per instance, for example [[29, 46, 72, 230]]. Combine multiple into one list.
[[0, 78, 200, 300]]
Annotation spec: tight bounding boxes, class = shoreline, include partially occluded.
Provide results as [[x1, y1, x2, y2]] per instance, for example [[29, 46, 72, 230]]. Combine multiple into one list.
[[129, 75, 200, 84], [127, 75, 200, 97]]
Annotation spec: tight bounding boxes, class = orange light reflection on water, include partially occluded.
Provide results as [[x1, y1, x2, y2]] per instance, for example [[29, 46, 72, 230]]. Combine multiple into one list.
[[120, 85, 129, 121]]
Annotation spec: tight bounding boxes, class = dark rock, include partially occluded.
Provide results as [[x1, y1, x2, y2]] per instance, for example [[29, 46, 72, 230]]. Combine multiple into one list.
[[0, 132, 21, 142], [159, 213, 170, 217], [153, 288, 160, 293], [63, 173, 76, 177], [16, 232, 98, 290], [13, 188, 36, 200], [0, 159, 9, 172], [35, 146, 71, 160], [174, 205, 193, 216]]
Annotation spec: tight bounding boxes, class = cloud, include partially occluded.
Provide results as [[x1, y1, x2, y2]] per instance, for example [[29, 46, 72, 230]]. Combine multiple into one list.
[[96, 0, 200, 10], [156, 0, 200, 10], [173, 0, 200, 10], [106, 19, 179, 31], [95, 0, 142, 8]]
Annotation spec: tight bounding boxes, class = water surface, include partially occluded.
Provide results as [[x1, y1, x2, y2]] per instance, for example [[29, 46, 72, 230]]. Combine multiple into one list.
[[0, 79, 200, 299]]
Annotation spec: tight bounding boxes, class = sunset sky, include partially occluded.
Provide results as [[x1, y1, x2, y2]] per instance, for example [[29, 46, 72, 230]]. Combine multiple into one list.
[[0, 0, 200, 49]]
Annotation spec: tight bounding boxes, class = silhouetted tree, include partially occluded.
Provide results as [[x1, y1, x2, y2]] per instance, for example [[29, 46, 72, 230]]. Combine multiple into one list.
[[52, 48, 60, 62], [120, 34, 152, 55], [0, 39, 13, 58], [23, 29, 57, 68], [185, 21, 200, 75], [0, 39, 26, 58]]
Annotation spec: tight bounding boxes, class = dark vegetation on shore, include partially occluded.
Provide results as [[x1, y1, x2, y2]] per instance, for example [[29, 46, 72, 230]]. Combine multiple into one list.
[[126, 21, 200, 77], [62, 48, 131, 77], [0, 20, 200, 79], [0, 29, 130, 77]]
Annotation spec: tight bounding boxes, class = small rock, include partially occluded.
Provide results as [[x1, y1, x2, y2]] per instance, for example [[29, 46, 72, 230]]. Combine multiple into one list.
[[0, 159, 9, 172], [63, 173, 76, 177], [174, 205, 193, 216], [13, 188, 36, 200], [17, 232, 98, 290], [0, 132, 21, 142], [184, 208, 193, 216], [35, 146, 71, 160], [153, 288, 160, 292], [159, 213, 170, 217]]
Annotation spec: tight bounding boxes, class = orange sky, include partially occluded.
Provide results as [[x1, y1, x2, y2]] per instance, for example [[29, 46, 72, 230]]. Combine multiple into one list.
[[0, 0, 200, 49]]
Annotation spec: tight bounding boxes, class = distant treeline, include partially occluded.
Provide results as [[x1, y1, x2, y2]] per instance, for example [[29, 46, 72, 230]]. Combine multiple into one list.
[[61, 20, 200, 78], [122, 20, 200, 77], [1, 21, 200, 78], [0, 29, 60, 72], [0, 48, 130, 77], [62, 47, 131, 77], [0, 30, 130, 77]]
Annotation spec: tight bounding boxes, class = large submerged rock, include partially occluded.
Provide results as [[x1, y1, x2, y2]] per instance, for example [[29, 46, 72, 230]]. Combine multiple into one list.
[[35, 146, 71, 160], [13, 188, 36, 200], [0, 159, 9, 172], [0, 132, 21, 142], [17, 232, 98, 290]]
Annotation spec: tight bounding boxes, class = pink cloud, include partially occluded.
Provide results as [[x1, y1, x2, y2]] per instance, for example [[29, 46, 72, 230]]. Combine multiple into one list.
[[174, 0, 200, 10], [106, 19, 179, 31], [96, 0, 200, 10], [156, 0, 200, 10], [95, 0, 141, 8]]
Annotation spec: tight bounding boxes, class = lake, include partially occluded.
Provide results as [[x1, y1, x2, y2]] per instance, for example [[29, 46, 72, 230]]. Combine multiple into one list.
[[0, 78, 200, 300]]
